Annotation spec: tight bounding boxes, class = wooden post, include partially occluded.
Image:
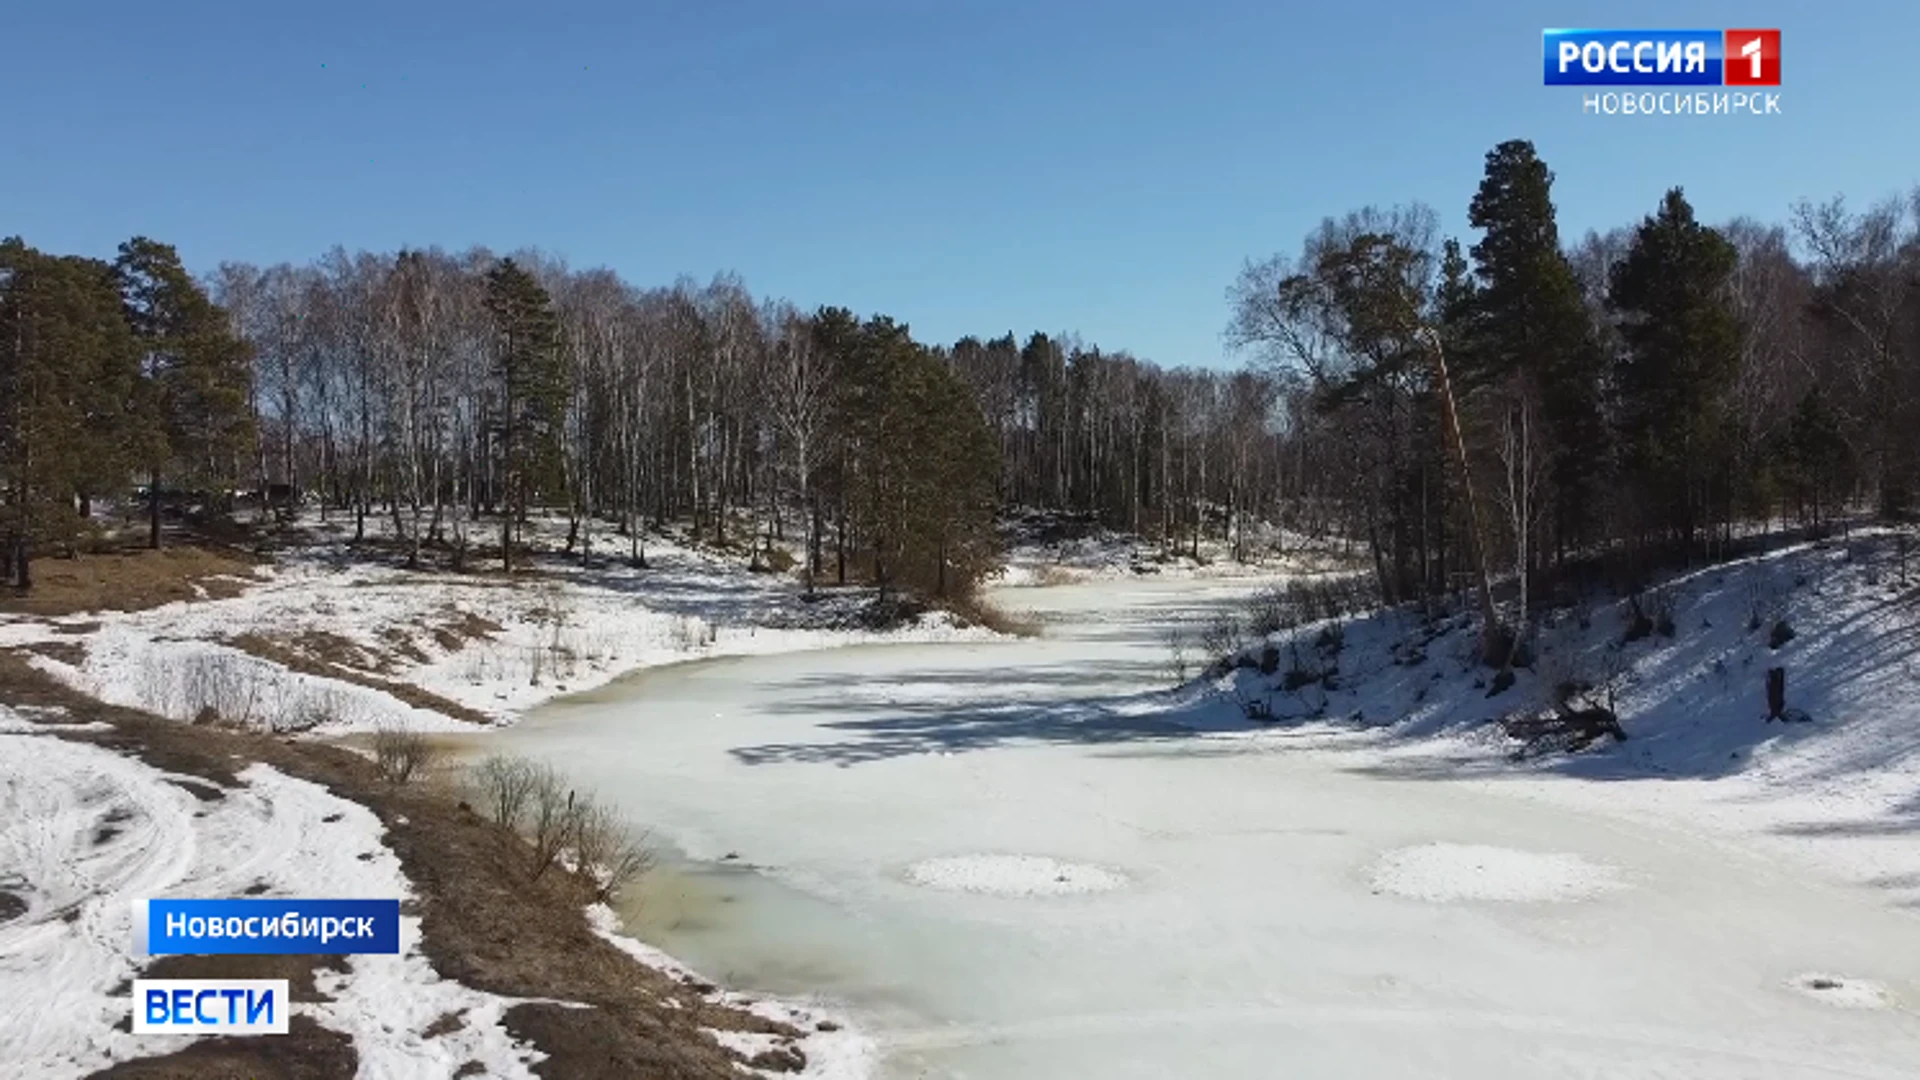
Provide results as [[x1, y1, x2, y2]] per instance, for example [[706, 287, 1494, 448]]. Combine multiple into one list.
[[1765, 666, 1786, 721]]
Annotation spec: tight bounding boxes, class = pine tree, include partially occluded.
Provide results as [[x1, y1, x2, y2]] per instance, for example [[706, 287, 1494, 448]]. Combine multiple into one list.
[[1464, 140, 1607, 562], [1606, 188, 1741, 553], [483, 258, 565, 571], [1785, 387, 1852, 526], [114, 237, 254, 549], [1, 240, 141, 587]]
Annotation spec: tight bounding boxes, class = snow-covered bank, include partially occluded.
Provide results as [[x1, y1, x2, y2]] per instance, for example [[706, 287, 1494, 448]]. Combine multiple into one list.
[[1165, 529, 1920, 911], [0, 705, 545, 1078], [0, 532, 997, 736]]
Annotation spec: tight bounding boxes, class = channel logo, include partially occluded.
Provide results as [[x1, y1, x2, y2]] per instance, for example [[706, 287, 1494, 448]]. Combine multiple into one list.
[[132, 979, 289, 1035], [1543, 29, 1781, 86]]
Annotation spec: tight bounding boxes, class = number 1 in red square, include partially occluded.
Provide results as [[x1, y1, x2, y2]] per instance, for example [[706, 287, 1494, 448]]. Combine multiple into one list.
[[1725, 29, 1780, 86]]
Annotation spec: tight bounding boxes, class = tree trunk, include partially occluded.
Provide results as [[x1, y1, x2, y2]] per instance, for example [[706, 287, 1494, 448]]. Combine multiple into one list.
[[149, 468, 163, 550]]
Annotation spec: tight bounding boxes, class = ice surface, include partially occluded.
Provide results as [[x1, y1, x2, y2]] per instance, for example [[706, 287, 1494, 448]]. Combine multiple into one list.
[[482, 575, 1920, 1079]]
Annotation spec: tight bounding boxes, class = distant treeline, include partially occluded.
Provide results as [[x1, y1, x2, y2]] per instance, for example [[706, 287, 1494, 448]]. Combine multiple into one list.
[[5, 137, 1917, 622]]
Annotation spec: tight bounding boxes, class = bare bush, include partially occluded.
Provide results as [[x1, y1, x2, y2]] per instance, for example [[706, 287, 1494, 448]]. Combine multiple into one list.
[[372, 724, 437, 784], [466, 753, 657, 896], [470, 754, 541, 831], [1163, 626, 1191, 684], [670, 615, 715, 652], [1243, 575, 1379, 638], [525, 767, 578, 881], [571, 802, 656, 903], [272, 686, 342, 733], [1197, 612, 1247, 666], [174, 651, 269, 726]]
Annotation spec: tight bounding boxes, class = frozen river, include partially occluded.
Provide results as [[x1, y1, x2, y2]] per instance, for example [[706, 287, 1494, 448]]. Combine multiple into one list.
[[482, 576, 1920, 1079]]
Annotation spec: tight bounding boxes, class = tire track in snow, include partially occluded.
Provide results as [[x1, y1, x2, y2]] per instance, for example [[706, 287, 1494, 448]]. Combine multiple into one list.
[[0, 727, 200, 1073]]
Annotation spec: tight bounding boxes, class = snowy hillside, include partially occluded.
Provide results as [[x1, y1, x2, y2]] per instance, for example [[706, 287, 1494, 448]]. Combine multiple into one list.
[[0, 532, 994, 736], [1164, 528, 1920, 908]]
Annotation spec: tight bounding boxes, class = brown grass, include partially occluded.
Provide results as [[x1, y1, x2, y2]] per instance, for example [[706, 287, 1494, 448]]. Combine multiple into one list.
[[18, 640, 88, 666], [0, 655, 813, 1079], [226, 632, 494, 726], [0, 546, 261, 618], [430, 611, 502, 652]]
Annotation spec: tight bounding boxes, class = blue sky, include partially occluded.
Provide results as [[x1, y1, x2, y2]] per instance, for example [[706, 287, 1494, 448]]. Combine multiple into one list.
[[6, 1, 1915, 368]]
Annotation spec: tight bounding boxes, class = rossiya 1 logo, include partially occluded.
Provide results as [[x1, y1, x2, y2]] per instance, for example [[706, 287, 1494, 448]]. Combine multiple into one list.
[[1542, 29, 1781, 116]]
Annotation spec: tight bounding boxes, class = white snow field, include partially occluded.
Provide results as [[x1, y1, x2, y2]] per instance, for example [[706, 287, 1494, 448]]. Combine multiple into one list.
[[477, 570, 1920, 1080]]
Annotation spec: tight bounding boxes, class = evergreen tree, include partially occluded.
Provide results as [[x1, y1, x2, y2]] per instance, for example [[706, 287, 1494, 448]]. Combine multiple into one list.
[[1785, 387, 1853, 526], [114, 237, 254, 549], [1, 241, 141, 586], [483, 258, 565, 571], [1606, 188, 1741, 552], [1464, 140, 1607, 561]]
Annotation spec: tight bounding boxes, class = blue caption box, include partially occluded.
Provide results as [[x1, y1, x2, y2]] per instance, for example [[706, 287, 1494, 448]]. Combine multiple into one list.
[[140, 898, 402, 955], [1543, 29, 1724, 86]]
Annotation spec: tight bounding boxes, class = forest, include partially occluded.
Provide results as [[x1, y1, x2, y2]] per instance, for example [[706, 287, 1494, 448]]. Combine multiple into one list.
[[4, 138, 1919, 646]]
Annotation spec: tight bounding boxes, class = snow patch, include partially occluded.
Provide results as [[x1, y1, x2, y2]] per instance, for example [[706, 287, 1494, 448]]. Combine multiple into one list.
[[904, 854, 1128, 897], [1369, 843, 1623, 903]]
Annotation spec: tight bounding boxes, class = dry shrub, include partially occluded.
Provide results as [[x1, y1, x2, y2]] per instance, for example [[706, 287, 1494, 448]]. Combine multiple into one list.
[[947, 593, 1040, 636], [467, 754, 656, 898], [372, 723, 438, 784], [471, 754, 541, 831], [571, 801, 656, 903]]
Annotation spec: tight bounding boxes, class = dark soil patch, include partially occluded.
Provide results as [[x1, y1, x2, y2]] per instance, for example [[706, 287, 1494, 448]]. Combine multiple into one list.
[[226, 632, 492, 725], [163, 777, 227, 802], [291, 630, 393, 674], [87, 1015, 356, 1080], [379, 627, 432, 666], [427, 610, 502, 653], [23, 640, 90, 666], [2, 652, 795, 1079], [0, 546, 261, 618], [95, 805, 136, 844], [0, 890, 27, 923], [422, 1009, 466, 1039], [502, 1002, 744, 1080]]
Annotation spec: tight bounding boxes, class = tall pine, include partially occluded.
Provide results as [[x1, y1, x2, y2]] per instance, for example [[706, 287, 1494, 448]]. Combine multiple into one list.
[[1, 240, 141, 586], [1463, 140, 1606, 567], [114, 237, 254, 549], [483, 258, 565, 571], [1606, 188, 1740, 554]]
